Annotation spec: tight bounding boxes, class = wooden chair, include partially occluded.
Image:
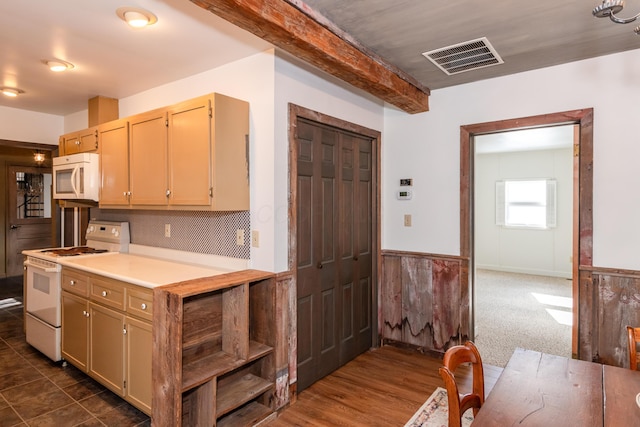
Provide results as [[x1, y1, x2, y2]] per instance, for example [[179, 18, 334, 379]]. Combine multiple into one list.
[[438, 341, 485, 427], [627, 326, 640, 370]]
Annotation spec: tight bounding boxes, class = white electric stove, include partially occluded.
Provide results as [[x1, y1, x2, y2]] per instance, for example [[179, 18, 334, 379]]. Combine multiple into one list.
[[22, 220, 130, 361]]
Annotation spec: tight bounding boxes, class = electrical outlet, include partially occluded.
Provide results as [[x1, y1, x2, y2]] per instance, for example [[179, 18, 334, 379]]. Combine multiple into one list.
[[236, 229, 245, 246], [251, 230, 260, 248], [404, 214, 412, 227], [164, 224, 171, 237]]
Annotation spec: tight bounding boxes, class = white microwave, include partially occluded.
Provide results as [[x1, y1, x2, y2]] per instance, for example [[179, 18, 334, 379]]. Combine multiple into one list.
[[53, 153, 100, 201]]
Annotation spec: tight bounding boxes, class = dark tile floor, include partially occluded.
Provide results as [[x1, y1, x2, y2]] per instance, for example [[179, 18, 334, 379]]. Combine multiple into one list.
[[0, 276, 150, 427]]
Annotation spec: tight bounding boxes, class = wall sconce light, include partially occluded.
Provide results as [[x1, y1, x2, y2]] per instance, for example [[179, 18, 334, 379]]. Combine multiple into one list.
[[44, 60, 75, 72], [593, 1, 640, 34], [34, 151, 46, 164], [1, 87, 24, 97], [116, 7, 158, 28]]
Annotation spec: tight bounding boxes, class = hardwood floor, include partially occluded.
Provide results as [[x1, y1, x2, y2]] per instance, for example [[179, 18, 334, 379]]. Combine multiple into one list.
[[268, 345, 502, 427]]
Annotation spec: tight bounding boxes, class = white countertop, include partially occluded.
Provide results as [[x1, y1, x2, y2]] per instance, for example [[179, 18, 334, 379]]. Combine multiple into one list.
[[58, 252, 232, 288]]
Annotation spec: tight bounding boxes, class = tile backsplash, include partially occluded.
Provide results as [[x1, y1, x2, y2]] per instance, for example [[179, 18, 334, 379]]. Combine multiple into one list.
[[90, 209, 250, 259]]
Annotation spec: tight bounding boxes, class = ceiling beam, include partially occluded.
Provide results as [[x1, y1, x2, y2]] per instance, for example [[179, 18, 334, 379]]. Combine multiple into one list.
[[190, 0, 430, 114]]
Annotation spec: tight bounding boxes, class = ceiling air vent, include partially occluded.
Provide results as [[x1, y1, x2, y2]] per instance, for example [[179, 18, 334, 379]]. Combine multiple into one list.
[[422, 37, 503, 75]]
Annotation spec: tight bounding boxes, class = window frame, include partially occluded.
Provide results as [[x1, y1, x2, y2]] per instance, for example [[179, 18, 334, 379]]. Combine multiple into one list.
[[495, 178, 557, 229]]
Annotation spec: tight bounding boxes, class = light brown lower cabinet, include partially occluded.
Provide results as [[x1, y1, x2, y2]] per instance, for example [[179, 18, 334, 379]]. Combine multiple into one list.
[[61, 268, 152, 415], [89, 303, 125, 395], [61, 291, 88, 371]]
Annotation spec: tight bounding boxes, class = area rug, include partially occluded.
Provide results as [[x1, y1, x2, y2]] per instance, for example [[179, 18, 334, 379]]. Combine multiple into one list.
[[404, 387, 473, 427]]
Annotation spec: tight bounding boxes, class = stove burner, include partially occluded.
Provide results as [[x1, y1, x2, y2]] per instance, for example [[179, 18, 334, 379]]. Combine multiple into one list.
[[41, 246, 109, 257]]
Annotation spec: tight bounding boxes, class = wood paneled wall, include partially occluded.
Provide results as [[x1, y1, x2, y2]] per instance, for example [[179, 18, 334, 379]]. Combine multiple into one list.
[[579, 267, 640, 368], [274, 272, 295, 408], [380, 249, 640, 367], [380, 250, 469, 354]]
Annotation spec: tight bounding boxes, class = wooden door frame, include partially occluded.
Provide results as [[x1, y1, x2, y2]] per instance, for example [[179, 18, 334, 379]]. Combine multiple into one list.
[[288, 103, 382, 370], [460, 109, 593, 358]]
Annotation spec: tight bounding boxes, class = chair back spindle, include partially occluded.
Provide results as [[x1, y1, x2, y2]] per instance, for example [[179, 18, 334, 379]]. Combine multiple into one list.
[[627, 326, 640, 370], [438, 341, 485, 427]]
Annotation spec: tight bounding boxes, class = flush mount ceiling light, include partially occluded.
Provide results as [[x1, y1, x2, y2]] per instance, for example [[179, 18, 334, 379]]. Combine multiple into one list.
[[116, 7, 157, 28], [44, 59, 75, 72], [593, 1, 640, 34], [1, 87, 24, 97]]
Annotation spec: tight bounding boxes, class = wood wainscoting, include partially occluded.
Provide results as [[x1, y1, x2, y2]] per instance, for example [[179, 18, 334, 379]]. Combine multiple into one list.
[[579, 266, 640, 368], [379, 251, 640, 367], [381, 250, 469, 354]]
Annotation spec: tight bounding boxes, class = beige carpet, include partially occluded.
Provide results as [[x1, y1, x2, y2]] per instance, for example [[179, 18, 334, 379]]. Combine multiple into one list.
[[473, 269, 572, 367]]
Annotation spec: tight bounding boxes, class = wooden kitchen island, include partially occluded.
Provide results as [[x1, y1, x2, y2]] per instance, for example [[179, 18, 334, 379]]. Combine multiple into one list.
[[152, 269, 277, 427]]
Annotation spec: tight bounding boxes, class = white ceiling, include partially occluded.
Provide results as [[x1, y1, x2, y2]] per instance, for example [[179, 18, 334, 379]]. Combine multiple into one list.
[[0, 0, 271, 116], [475, 125, 575, 154], [1, 0, 639, 117]]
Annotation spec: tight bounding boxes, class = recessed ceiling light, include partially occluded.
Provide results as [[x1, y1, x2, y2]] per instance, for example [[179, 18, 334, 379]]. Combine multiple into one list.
[[1, 87, 24, 97], [44, 59, 75, 72], [116, 7, 157, 28]]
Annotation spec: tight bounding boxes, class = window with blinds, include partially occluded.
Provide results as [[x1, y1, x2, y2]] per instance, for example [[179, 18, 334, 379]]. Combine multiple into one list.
[[495, 179, 556, 228]]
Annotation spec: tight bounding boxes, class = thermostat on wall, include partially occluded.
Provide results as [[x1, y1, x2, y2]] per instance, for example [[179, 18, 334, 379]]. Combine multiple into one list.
[[397, 190, 412, 200]]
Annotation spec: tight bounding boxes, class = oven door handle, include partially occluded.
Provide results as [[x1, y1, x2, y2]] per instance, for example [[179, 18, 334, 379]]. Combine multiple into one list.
[[24, 260, 60, 273]]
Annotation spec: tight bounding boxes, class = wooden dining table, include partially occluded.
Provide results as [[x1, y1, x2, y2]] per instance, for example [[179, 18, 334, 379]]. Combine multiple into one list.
[[471, 348, 640, 426]]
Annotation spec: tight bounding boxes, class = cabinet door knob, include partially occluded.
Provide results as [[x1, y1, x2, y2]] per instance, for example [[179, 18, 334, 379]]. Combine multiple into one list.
[[141, 303, 147, 310], [70, 280, 76, 286], [123, 328, 127, 335], [101, 291, 108, 297], [317, 262, 323, 269]]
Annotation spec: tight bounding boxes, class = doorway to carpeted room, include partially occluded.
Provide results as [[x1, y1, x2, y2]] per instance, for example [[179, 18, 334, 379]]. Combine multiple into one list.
[[473, 269, 572, 367]]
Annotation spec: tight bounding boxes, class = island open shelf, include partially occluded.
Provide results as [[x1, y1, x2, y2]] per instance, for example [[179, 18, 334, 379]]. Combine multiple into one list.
[[152, 270, 276, 426]]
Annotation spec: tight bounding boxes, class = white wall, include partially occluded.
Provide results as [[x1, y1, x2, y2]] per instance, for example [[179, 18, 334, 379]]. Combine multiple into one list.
[[383, 49, 640, 271], [63, 49, 384, 273], [12, 47, 638, 273], [273, 52, 384, 272], [64, 51, 277, 271], [475, 148, 573, 277], [0, 106, 62, 145]]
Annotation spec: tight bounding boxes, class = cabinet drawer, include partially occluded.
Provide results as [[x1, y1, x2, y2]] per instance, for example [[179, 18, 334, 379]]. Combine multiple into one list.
[[90, 277, 125, 310], [62, 271, 89, 297], [127, 287, 153, 321]]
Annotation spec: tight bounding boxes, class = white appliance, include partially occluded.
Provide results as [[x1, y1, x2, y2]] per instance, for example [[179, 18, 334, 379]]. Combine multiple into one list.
[[53, 153, 100, 201], [23, 220, 130, 362]]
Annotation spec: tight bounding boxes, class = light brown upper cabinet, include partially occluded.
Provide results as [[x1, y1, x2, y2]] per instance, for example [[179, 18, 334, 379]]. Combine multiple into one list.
[[98, 93, 249, 211], [129, 107, 169, 206], [99, 118, 130, 206], [60, 127, 98, 155]]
